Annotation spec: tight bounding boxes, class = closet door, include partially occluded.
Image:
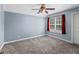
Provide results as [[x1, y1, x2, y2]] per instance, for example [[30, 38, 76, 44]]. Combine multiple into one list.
[[73, 12, 79, 44]]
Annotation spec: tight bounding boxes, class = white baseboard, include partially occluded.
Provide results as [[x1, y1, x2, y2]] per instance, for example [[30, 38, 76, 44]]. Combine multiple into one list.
[[0, 43, 4, 52], [46, 34, 72, 43], [4, 34, 45, 45]]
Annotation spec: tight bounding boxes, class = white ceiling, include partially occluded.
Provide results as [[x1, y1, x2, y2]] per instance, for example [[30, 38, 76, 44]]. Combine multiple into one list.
[[3, 4, 79, 17]]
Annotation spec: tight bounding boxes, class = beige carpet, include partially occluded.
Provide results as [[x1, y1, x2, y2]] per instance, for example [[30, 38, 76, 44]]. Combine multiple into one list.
[[2, 35, 79, 54]]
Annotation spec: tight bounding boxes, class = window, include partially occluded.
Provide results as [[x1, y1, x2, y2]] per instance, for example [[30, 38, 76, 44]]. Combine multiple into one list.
[[50, 16, 62, 33]]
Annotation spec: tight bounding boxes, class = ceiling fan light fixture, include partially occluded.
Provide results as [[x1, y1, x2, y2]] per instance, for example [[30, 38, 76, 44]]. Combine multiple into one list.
[[32, 4, 55, 14]]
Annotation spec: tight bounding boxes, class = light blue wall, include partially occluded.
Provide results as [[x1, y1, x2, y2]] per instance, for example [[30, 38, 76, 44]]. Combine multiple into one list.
[[0, 5, 4, 48], [4, 11, 45, 42], [4, 7, 79, 42], [46, 7, 79, 41]]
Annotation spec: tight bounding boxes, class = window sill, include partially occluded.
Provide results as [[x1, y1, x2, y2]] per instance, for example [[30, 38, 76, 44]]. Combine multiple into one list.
[[50, 30, 62, 34]]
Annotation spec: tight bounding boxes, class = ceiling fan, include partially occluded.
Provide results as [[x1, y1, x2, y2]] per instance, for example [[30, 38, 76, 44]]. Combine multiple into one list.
[[32, 4, 55, 14]]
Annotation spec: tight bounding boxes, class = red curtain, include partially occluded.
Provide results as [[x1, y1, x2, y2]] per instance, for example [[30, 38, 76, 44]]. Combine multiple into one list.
[[62, 14, 66, 34], [47, 17, 50, 31]]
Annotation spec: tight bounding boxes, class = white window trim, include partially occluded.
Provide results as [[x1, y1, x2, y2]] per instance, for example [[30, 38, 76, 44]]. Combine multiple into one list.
[[50, 17, 62, 34], [55, 17, 57, 30]]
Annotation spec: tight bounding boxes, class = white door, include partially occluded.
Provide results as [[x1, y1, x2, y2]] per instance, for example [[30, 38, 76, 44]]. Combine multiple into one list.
[[73, 12, 79, 44]]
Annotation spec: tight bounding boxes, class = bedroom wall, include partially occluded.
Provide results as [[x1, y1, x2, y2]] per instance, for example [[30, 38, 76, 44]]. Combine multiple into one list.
[[0, 5, 4, 50], [4, 11, 45, 42], [4, 7, 79, 43], [45, 7, 79, 42]]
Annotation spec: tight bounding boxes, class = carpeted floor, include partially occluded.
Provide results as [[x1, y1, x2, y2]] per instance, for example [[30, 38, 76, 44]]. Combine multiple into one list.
[[2, 35, 79, 54]]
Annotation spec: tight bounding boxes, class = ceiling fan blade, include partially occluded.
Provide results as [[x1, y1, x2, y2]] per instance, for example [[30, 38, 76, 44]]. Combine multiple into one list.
[[45, 11, 48, 14], [46, 8, 55, 10], [32, 9, 39, 10]]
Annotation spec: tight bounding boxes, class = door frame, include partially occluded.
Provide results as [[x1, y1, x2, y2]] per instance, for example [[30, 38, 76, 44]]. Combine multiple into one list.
[[71, 11, 79, 44]]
